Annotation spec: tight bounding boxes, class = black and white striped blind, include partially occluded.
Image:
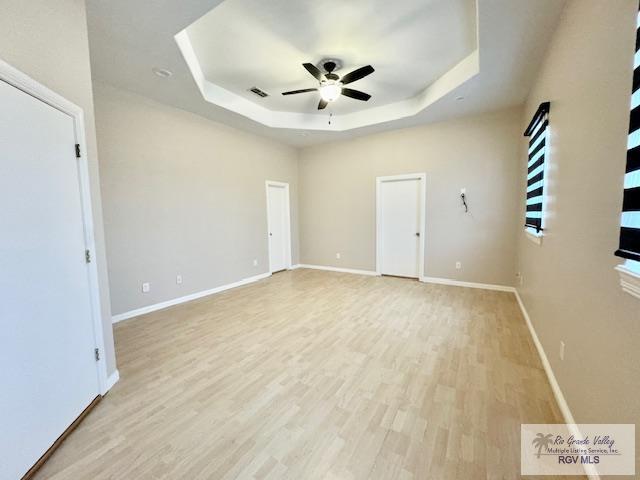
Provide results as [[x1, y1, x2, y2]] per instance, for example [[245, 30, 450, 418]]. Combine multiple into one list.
[[524, 102, 550, 233], [616, 6, 640, 262]]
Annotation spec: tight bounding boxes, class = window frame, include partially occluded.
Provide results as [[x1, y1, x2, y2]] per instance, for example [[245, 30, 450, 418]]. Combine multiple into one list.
[[523, 102, 551, 243]]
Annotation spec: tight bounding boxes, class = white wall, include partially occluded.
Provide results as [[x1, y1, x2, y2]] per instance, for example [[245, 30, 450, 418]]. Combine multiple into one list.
[[516, 0, 640, 470], [94, 83, 299, 316], [298, 108, 522, 286], [0, 0, 117, 375]]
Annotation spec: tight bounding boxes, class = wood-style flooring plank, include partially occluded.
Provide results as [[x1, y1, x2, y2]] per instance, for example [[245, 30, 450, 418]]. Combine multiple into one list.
[[32, 269, 580, 480]]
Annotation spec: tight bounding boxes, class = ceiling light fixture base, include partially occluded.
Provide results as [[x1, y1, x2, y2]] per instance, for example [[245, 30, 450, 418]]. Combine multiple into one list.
[[318, 58, 342, 74]]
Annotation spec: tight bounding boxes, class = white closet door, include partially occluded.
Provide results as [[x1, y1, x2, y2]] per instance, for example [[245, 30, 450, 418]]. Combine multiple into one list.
[[0, 79, 100, 480], [267, 184, 287, 272], [379, 178, 421, 278]]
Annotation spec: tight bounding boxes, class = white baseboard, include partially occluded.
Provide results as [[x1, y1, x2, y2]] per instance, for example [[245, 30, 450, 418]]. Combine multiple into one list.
[[112, 272, 272, 323], [420, 276, 515, 292], [102, 369, 120, 395], [514, 290, 599, 480], [295, 264, 516, 292], [296, 264, 378, 276]]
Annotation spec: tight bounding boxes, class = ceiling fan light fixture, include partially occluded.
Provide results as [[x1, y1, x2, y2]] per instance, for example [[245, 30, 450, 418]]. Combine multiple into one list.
[[281, 62, 373, 110], [319, 81, 342, 102]]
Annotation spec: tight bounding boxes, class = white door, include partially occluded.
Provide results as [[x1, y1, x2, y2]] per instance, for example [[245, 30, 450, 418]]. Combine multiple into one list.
[[0, 79, 100, 480], [378, 178, 422, 278], [267, 183, 289, 273]]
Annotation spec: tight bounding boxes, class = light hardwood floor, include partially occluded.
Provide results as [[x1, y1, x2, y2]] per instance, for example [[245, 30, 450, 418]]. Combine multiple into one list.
[[33, 269, 578, 480]]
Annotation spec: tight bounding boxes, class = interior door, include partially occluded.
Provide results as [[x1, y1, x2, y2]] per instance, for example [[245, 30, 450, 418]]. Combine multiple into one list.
[[0, 79, 100, 480], [379, 178, 421, 278], [267, 184, 287, 272]]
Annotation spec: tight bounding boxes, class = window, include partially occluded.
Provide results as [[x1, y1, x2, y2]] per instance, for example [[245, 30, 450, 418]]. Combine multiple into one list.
[[627, 259, 640, 274], [615, 3, 640, 299], [524, 102, 551, 236], [616, 6, 640, 263]]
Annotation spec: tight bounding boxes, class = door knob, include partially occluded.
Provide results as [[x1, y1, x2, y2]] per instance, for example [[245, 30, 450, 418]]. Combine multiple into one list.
[[415, 232, 420, 237], [269, 233, 273, 236]]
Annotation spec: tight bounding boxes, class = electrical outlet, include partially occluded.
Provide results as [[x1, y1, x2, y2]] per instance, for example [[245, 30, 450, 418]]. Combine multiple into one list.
[[559, 341, 565, 361], [455, 261, 462, 270], [142, 282, 150, 293], [253, 259, 258, 267], [516, 272, 524, 286], [176, 275, 183, 285], [336, 253, 341, 259]]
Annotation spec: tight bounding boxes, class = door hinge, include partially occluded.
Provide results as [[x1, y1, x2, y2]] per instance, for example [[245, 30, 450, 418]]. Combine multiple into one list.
[[75, 144, 81, 158], [85, 249, 91, 263], [94, 348, 100, 361]]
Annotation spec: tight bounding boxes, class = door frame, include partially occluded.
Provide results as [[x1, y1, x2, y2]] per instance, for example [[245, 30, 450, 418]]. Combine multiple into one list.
[[265, 180, 292, 273], [0, 58, 109, 394], [376, 173, 426, 279]]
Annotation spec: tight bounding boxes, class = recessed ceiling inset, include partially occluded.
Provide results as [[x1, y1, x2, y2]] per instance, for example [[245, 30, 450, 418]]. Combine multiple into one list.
[[175, 0, 478, 131]]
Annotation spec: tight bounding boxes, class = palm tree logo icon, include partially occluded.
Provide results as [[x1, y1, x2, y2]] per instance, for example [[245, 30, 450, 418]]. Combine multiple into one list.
[[532, 433, 554, 459]]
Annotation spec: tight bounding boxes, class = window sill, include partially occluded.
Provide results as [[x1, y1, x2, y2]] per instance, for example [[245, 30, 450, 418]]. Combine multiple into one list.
[[525, 229, 543, 245], [615, 264, 640, 300]]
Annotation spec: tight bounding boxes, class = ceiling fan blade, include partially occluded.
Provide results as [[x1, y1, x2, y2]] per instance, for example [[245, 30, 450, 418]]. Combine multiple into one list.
[[303, 63, 323, 81], [318, 99, 328, 110], [341, 88, 371, 101], [282, 88, 318, 95], [340, 65, 375, 85]]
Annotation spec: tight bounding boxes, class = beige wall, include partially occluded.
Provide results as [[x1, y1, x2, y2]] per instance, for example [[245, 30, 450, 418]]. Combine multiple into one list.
[[94, 83, 299, 315], [298, 108, 522, 286], [0, 0, 117, 375], [516, 0, 640, 467]]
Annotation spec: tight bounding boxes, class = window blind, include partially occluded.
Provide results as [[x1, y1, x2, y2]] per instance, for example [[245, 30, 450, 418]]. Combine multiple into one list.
[[524, 102, 550, 233], [616, 6, 640, 262]]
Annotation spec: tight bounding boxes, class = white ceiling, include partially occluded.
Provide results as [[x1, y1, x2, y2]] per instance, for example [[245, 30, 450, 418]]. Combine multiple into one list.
[[185, 0, 476, 115], [86, 0, 567, 146]]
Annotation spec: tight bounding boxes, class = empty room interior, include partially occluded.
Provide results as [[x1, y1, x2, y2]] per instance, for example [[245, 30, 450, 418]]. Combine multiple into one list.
[[2, 0, 640, 479]]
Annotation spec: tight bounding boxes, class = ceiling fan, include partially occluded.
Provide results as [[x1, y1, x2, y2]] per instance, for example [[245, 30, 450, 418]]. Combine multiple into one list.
[[282, 60, 374, 110]]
